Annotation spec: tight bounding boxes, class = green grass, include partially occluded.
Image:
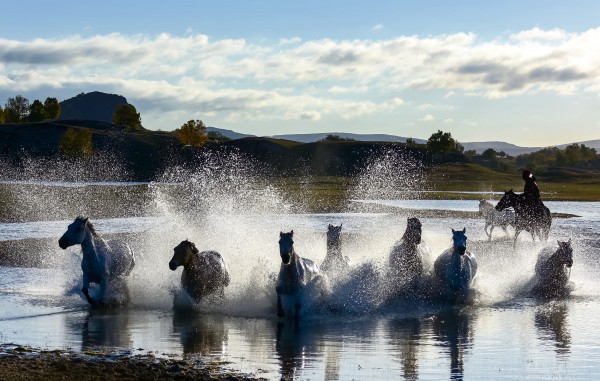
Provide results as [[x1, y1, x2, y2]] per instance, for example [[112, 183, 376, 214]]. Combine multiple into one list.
[[270, 164, 600, 212]]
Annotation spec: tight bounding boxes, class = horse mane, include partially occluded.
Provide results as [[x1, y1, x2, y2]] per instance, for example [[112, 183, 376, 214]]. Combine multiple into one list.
[[75, 215, 99, 238]]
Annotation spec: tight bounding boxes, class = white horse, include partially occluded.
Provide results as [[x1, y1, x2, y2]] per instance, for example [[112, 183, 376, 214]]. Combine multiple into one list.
[[433, 228, 477, 303], [532, 240, 574, 298], [320, 224, 352, 276], [58, 216, 135, 305], [169, 240, 230, 303], [276, 230, 328, 318], [388, 217, 430, 294], [478, 200, 515, 240]]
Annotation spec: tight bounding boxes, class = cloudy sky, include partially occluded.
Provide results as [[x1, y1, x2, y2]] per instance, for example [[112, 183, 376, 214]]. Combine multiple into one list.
[[1, 1, 599, 146]]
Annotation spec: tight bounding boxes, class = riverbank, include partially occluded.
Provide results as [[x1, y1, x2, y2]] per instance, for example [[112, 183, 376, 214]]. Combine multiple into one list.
[[0, 344, 266, 381]]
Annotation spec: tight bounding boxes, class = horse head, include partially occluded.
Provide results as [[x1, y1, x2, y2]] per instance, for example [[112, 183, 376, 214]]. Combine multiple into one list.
[[58, 216, 89, 249], [403, 217, 422, 244], [557, 239, 573, 268], [326, 224, 342, 248], [169, 240, 199, 270], [495, 190, 515, 211], [451, 228, 468, 255], [279, 231, 294, 265]]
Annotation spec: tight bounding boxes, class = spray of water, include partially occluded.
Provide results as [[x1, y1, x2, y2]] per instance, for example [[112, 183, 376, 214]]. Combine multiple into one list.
[[1, 148, 596, 317]]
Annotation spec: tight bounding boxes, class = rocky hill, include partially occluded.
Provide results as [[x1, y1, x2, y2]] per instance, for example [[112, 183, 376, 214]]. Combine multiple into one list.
[[58, 92, 129, 123]]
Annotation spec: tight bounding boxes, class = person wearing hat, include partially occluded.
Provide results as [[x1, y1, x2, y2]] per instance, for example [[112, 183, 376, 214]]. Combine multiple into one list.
[[522, 169, 541, 205]]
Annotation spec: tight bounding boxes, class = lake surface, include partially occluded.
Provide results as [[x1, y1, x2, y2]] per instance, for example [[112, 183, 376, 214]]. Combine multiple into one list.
[[1, 181, 599, 380]]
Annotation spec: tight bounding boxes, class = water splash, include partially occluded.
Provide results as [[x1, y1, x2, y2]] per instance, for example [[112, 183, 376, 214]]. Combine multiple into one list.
[[0, 149, 597, 317]]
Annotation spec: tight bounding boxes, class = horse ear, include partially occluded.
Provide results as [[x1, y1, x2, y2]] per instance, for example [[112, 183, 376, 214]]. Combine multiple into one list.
[[452, 228, 456, 233], [462, 228, 466, 234], [290, 230, 294, 236], [83, 217, 89, 224], [340, 223, 342, 228], [280, 231, 283, 237]]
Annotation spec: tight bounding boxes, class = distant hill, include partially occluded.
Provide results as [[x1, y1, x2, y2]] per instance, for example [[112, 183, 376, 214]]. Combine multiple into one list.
[[207, 127, 600, 156], [271, 132, 427, 144], [206, 127, 254, 140], [58, 91, 128, 123]]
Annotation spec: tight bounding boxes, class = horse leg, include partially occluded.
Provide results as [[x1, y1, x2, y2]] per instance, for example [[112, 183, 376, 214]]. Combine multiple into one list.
[[488, 225, 494, 241], [276, 288, 284, 317], [513, 228, 521, 247], [81, 275, 96, 305]]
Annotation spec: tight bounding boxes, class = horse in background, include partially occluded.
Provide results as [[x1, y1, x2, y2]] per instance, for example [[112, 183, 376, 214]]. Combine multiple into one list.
[[495, 189, 552, 244], [388, 217, 430, 295], [478, 200, 515, 240], [276, 230, 328, 319], [531, 240, 574, 298], [320, 224, 352, 276], [169, 240, 230, 304], [433, 228, 477, 303], [59, 216, 135, 306]]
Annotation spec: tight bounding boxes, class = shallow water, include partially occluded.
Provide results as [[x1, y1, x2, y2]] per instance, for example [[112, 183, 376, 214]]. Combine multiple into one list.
[[1, 204, 599, 380], [1, 160, 599, 381]]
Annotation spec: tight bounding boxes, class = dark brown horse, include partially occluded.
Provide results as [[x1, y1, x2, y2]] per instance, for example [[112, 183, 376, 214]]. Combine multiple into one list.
[[495, 189, 552, 244], [169, 240, 230, 303]]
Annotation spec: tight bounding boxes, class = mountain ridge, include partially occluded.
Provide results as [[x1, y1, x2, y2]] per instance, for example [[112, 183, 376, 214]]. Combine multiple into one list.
[[208, 127, 600, 156]]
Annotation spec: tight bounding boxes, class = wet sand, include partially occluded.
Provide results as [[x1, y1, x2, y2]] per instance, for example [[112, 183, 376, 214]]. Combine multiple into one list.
[[0, 344, 266, 380]]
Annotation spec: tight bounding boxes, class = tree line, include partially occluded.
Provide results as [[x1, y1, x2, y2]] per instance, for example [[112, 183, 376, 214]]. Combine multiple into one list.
[[0, 95, 61, 123], [2, 94, 597, 170]]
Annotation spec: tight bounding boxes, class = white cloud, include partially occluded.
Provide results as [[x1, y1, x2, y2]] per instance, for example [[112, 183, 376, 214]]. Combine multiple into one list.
[[443, 118, 454, 123], [420, 114, 434, 122], [372, 24, 384, 31], [1, 27, 599, 129]]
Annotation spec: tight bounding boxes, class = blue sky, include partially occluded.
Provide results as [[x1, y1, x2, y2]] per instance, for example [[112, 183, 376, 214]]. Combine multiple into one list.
[[1, 1, 599, 146]]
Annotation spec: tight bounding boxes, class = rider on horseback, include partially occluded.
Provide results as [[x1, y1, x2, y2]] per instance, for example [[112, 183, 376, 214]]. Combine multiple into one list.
[[522, 169, 544, 217]]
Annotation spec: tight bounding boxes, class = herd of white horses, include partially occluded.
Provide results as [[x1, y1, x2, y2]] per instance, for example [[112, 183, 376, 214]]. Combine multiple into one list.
[[58, 194, 574, 317]]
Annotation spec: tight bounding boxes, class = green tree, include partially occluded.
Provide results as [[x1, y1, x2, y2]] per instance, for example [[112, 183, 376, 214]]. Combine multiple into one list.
[[0, 106, 5, 123], [58, 128, 93, 158], [405, 138, 417, 145], [43, 97, 61, 120], [320, 134, 355, 142], [175, 119, 208, 147], [426, 130, 464, 154], [482, 148, 498, 160], [207, 131, 231, 141], [4, 95, 30, 123], [112, 104, 142, 131], [28, 99, 46, 122]]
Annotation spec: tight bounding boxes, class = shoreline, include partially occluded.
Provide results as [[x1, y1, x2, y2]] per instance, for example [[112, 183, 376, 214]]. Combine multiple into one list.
[[0, 344, 266, 381]]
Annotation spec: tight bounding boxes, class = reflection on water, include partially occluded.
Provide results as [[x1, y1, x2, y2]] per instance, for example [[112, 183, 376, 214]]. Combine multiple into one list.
[[172, 309, 228, 355], [69, 309, 133, 349], [276, 321, 322, 381], [388, 317, 421, 381], [431, 308, 474, 381], [534, 301, 571, 356]]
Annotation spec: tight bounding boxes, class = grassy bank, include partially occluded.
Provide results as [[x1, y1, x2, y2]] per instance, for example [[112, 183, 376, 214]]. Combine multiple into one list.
[[268, 164, 600, 212]]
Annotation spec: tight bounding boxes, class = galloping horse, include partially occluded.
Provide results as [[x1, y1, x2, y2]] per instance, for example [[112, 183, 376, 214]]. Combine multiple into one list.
[[532, 240, 573, 298], [479, 200, 515, 240], [433, 228, 477, 303], [58, 216, 135, 305], [495, 189, 552, 243], [276, 230, 326, 318], [169, 240, 230, 303], [320, 224, 352, 276], [388, 217, 430, 294]]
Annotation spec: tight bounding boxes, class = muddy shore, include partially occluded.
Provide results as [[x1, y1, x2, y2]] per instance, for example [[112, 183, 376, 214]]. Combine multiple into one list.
[[0, 344, 266, 380]]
